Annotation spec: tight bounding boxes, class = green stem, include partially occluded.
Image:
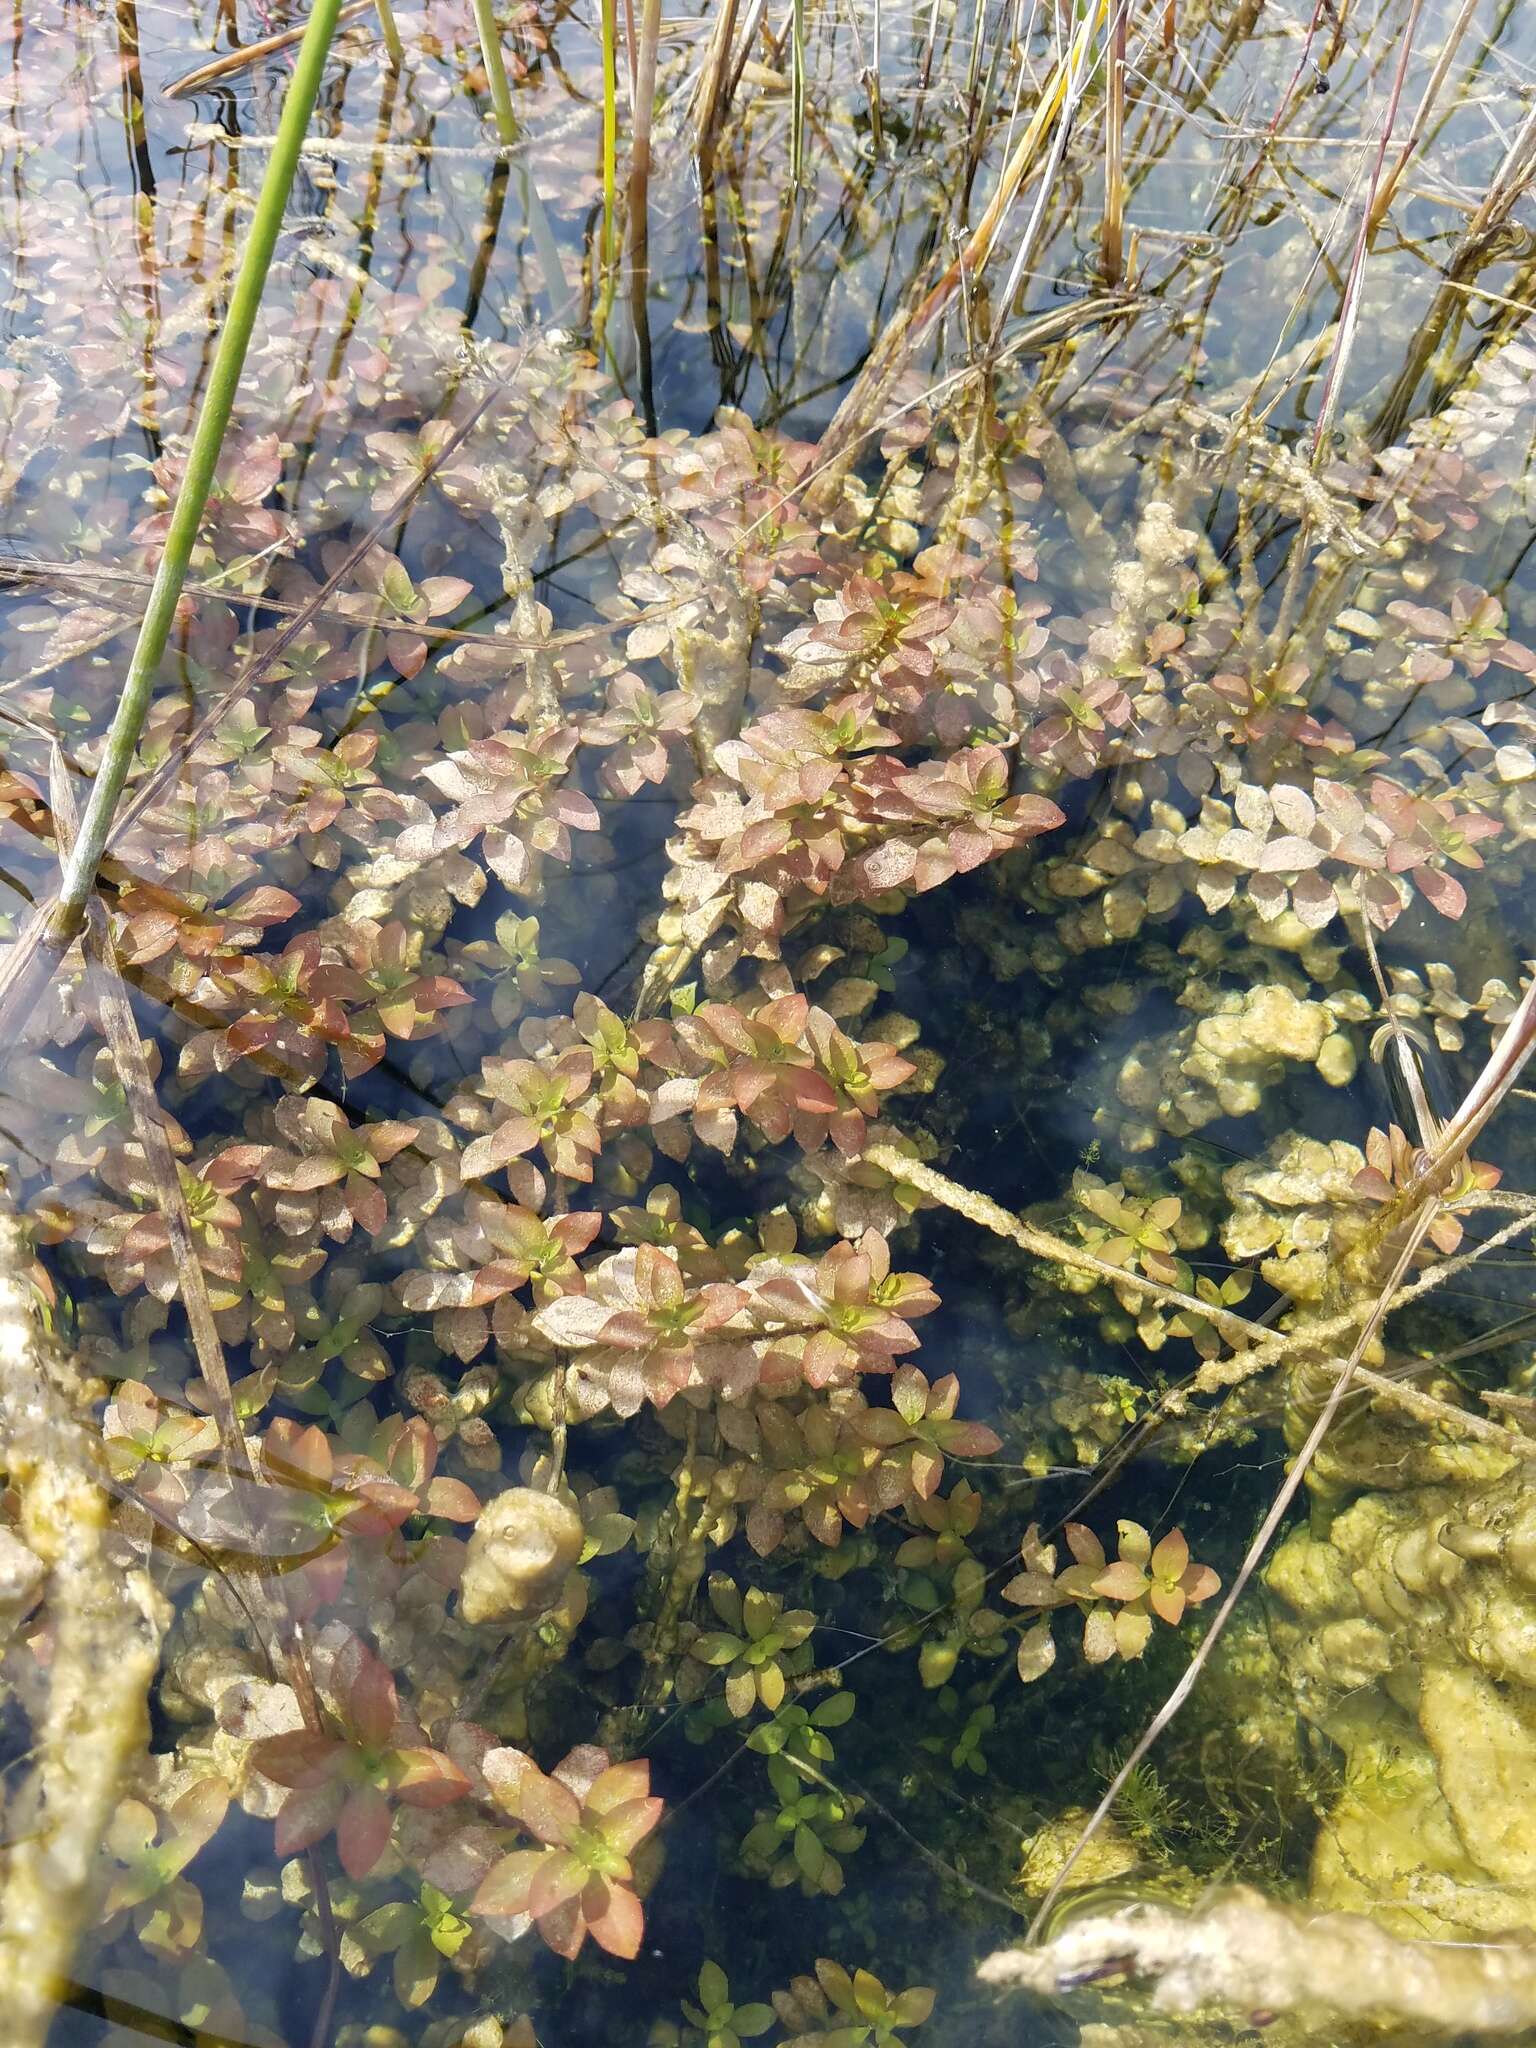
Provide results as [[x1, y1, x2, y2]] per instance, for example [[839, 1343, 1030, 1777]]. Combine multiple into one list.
[[374, 0, 404, 69], [471, 0, 519, 145], [600, 0, 618, 269], [470, 0, 570, 308], [50, 0, 345, 947]]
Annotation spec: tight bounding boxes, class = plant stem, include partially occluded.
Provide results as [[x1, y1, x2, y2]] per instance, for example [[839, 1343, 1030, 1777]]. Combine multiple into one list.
[[628, 0, 662, 430], [471, 0, 519, 144], [375, 0, 404, 68], [1308, 0, 1426, 461], [470, 0, 571, 307], [789, 0, 806, 182], [162, 0, 369, 98], [48, 0, 345, 951], [600, 0, 619, 269], [1100, 0, 1127, 285]]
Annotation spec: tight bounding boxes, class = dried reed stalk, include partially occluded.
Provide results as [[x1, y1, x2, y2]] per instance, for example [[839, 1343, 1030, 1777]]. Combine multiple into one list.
[[804, 0, 1107, 516], [162, 0, 370, 97]]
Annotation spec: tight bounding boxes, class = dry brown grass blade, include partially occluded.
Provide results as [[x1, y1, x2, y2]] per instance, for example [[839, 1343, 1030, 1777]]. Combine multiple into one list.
[[1100, 0, 1129, 286], [162, 0, 373, 97], [1309, 0, 1428, 460], [1370, 106, 1536, 445], [1378, 944, 1536, 1226], [803, 0, 1108, 518], [1366, 0, 1480, 233], [692, 0, 744, 151]]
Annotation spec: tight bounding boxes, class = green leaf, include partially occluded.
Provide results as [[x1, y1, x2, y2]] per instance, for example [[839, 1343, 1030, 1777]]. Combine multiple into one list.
[[766, 1754, 801, 1806], [707, 1573, 744, 1633], [743, 1587, 777, 1642], [697, 1960, 729, 2014], [902, 1573, 941, 1613], [852, 1969, 889, 2021], [691, 1631, 744, 1666], [891, 1987, 936, 2027], [812, 1690, 855, 1728], [919, 1638, 958, 1688], [952, 1558, 986, 1607], [793, 1824, 826, 1881], [381, 558, 418, 613]]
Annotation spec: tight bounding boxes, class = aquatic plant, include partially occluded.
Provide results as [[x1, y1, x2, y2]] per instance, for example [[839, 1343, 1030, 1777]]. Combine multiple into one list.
[[8, 0, 1536, 2043]]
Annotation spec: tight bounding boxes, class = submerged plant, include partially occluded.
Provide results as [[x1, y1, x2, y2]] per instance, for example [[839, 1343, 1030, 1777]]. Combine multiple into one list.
[[689, 1575, 818, 1717], [252, 1639, 472, 1879], [1004, 1521, 1221, 1680], [470, 1745, 663, 1959], [10, 0, 1536, 2039]]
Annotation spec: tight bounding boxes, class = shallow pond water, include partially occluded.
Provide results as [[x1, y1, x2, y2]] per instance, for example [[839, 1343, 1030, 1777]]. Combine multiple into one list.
[[7, 1, 1536, 2045]]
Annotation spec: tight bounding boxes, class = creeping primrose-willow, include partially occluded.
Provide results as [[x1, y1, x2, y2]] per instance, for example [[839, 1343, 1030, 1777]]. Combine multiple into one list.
[[47, 0, 347, 951]]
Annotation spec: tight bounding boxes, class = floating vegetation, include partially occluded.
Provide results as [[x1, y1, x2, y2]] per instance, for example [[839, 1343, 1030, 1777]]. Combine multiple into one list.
[[7, 0, 1536, 2044]]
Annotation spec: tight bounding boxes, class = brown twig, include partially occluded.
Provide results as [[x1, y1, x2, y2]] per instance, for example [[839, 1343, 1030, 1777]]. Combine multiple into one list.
[[162, 0, 373, 97]]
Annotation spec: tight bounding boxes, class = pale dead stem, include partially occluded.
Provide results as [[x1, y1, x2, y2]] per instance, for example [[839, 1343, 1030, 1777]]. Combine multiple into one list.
[[1346, 1360, 1536, 1455], [879, 992, 1536, 1938], [183, 114, 596, 164], [982, 1883, 1536, 2032], [0, 1206, 165, 2048], [1028, 1201, 1440, 1933], [866, 1144, 1536, 1446], [864, 1146, 1263, 1345], [0, 555, 697, 661]]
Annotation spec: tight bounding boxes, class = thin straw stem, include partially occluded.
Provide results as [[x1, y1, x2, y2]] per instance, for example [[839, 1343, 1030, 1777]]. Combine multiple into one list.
[[375, 0, 404, 68], [49, 0, 346, 948], [1367, 0, 1478, 232], [1308, 0, 1427, 460], [1100, 0, 1127, 284], [790, 0, 807, 181]]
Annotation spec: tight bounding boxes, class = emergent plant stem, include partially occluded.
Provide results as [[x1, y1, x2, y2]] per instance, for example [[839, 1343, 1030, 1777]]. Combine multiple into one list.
[[49, 0, 346, 949]]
